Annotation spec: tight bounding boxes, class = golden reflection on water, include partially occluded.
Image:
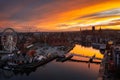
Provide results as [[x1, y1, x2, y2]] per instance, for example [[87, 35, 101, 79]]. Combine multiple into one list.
[[70, 44, 103, 59]]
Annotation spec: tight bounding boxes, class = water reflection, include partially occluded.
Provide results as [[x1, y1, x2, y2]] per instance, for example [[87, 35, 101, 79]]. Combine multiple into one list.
[[0, 68, 37, 79], [0, 44, 102, 80], [0, 61, 100, 80], [70, 44, 103, 59]]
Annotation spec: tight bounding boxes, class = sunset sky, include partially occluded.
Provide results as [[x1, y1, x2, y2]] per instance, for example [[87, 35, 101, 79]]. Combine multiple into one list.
[[0, 0, 120, 32]]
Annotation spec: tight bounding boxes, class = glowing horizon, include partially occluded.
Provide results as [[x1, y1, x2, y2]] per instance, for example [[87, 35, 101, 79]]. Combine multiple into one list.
[[0, 0, 120, 32]]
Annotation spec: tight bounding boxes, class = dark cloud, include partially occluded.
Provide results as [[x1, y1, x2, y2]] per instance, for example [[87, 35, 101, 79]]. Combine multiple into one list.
[[57, 24, 70, 27], [0, 0, 104, 22], [0, 0, 55, 21], [102, 19, 120, 26], [76, 8, 120, 19]]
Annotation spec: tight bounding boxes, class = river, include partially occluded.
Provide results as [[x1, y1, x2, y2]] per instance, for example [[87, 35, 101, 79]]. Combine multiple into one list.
[[0, 44, 103, 80]]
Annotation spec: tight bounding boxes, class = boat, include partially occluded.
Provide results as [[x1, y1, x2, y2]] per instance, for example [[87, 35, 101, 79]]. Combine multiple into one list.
[[56, 54, 73, 62]]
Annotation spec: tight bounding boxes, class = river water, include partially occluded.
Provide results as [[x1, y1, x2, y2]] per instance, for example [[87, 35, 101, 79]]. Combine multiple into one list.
[[0, 44, 103, 80]]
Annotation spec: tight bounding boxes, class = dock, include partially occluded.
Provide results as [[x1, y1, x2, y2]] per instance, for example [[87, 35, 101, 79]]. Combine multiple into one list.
[[0, 54, 58, 71]]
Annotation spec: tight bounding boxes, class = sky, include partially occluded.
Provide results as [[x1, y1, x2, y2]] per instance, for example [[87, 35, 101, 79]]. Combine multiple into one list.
[[0, 0, 120, 32]]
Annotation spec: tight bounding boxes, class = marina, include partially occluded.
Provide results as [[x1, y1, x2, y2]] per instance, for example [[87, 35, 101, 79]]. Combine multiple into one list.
[[0, 27, 120, 80], [0, 1, 120, 79], [0, 44, 102, 80]]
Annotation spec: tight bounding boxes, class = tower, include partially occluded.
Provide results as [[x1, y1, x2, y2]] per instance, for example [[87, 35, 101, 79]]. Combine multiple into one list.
[[92, 26, 95, 32]]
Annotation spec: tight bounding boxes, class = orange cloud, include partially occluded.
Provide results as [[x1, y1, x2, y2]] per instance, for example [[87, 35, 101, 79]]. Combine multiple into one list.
[[0, 0, 120, 31]]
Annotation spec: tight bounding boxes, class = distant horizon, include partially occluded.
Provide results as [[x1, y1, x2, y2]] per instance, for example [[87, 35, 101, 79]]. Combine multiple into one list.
[[0, 27, 120, 33]]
